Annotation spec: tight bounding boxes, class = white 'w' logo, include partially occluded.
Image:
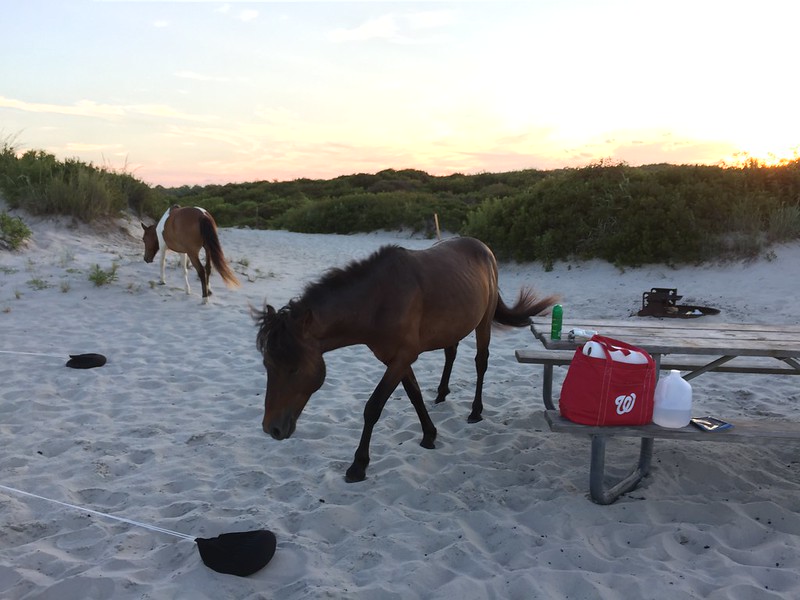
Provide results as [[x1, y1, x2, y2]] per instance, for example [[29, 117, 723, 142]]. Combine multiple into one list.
[[615, 393, 637, 415]]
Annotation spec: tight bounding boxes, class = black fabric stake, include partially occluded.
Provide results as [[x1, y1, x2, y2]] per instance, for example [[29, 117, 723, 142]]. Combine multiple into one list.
[[65, 353, 107, 369], [196, 530, 277, 576]]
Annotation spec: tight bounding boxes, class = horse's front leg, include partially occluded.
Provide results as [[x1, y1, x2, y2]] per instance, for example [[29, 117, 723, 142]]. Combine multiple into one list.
[[346, 367, 405, 483], [158, 248, 168, 285], [434, 343, 458, 404], [402, 367, 437, 449]]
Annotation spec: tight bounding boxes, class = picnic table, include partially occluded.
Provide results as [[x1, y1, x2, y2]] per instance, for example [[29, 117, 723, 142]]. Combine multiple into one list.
[[519, 317, 800, 504]]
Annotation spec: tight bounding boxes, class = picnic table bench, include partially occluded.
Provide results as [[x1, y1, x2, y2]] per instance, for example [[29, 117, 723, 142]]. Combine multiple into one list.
[[516, 348, 800, 410], [518, 317, 800, 504], [542, 410, 800, 505]]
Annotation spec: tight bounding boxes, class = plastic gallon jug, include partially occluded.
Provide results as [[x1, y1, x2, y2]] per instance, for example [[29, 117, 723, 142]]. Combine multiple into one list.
[[652, 370, 692, 428], [582, 340, 606, 359]]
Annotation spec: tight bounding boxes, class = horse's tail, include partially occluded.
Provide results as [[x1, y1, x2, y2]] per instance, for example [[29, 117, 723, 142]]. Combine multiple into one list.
[[200, 215, 241, 288], [493, 287, 559, 328]]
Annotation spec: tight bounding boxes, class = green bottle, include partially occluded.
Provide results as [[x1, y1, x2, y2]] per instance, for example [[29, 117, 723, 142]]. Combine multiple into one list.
[[550, 304, 563, 340]]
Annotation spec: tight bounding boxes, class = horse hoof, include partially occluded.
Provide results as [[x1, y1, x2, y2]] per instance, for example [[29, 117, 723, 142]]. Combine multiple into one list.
[[434, 396, 446, 404], [420, 438, 435, 450], [345, 465, 366, 483], [467, 414, 483, 424]]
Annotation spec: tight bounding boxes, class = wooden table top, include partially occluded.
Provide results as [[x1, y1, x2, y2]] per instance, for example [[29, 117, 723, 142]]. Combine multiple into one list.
[[530, 317, 800, 358]]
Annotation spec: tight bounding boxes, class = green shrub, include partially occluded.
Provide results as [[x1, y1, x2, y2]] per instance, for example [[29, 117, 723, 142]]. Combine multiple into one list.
[[0, 142, 166, 222], [26, 277, 49, 290], [768, 204, 800, 242], [4, 138, 800, 266], [36, 163, 128, 221], [88, 263, 118, 286], [464, 163, 799, 265], [272, 191, 468, 236], [0, 212, 32, 250]]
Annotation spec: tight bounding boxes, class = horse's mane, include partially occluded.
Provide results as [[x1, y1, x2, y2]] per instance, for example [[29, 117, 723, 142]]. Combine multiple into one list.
[[255, 245, 406, 363], [254, 304, 305, 366], [301, 244, 405, 306]]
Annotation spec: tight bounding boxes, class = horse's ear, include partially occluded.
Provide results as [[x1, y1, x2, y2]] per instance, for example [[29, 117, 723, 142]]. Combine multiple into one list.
[[249, 303, 275, 324]]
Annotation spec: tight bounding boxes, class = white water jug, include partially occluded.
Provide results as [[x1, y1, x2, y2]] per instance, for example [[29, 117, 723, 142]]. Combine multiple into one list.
[[582, 341, 649, 364], [652, 370, 692, 428]]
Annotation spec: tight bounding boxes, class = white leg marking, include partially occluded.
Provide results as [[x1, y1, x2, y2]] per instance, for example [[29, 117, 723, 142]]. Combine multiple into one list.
[[182, 254, 191, 294], [159, 248, 167, 285], [156, 207, 170, 286]]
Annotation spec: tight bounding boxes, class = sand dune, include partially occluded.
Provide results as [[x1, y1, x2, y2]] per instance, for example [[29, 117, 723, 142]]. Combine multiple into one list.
[[2, 204, 800, 599]]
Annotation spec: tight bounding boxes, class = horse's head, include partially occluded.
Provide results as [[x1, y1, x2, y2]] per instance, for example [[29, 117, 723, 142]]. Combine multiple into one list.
[[141, 223, 159, 263], [254, 303, 326, 440]]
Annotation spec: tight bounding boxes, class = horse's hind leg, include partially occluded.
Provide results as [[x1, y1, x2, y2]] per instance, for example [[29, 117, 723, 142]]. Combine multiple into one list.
[[434, 343, 458, 404], [203, 249, 213, 296], [468, 324, 491, 423], [402, 368, 437, 449], [181, 253, 191, 294], [187, 252, 209, 302]]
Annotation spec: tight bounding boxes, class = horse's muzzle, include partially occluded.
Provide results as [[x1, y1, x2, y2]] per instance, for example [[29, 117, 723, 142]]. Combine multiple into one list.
[[263, 415, 295, 440]]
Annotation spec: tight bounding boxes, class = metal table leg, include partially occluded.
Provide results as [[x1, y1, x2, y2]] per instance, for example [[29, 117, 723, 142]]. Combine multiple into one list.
[[542, 364, 555, 410], [588, 435, 654, 504]]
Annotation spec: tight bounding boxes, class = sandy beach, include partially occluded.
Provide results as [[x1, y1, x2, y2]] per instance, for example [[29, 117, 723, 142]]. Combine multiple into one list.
[[2, 202, 800, 599]]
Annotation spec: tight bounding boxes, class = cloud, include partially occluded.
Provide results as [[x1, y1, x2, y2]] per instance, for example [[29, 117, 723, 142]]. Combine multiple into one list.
[[329, 14, 397, 42], [0, 96, 124, 118], [131, 103, 215, 122], [65, 142, 124, 153], [211, 3, 256, 22], [328, 10, 455, 44], [405, 10, 456, 30], [237, 9, 258, 22], [174, 70, 230, 83], [0, 95, 213, 123]]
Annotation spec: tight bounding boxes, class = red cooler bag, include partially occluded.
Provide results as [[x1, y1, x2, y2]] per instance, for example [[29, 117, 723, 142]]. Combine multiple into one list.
[[559, 335, 656, 426]]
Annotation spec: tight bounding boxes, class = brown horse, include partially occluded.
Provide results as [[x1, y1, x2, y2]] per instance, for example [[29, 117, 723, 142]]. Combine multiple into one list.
[[141, 205, 239, 303], [253, 236, 557, 482]]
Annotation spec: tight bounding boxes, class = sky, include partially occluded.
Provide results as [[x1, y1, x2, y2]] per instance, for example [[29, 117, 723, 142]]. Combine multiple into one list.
[[2, 1, 799, 187]]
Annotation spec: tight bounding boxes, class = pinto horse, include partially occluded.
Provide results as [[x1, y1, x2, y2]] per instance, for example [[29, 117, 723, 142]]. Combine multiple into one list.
[[253, 236, 558, 482], [141, 205, 239, 303]]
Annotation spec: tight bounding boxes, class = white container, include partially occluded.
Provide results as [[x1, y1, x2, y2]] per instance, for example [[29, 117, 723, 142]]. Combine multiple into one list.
[[607, 349, 649, 364], [582, 341, 606, 359], [652, 370, 692, 428], [583, 341, 648, 364]]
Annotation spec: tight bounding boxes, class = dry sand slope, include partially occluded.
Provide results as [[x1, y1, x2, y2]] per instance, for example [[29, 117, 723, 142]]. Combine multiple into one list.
[[2, 206, 800, 599]]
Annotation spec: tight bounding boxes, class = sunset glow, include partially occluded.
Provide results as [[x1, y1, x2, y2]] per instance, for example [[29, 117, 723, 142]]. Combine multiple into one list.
[[2, 0, 798, 187]]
